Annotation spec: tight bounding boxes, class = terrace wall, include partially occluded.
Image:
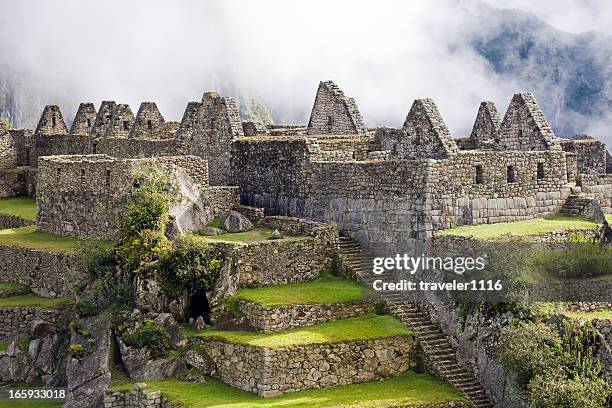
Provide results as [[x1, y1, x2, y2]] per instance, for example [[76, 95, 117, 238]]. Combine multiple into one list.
[[0, 246, 81, 297], [0, 307, 70, 341], [581, 174, 612, 212], [236, 300, 376, 332], [197, 336, 413, 396]]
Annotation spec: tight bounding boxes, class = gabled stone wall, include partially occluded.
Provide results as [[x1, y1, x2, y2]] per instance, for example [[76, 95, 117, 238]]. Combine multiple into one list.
[[560, 138, 607, 175], [69, 103, 96, 136], [34, 105, 69, 137], [307, 81, 366, 136]]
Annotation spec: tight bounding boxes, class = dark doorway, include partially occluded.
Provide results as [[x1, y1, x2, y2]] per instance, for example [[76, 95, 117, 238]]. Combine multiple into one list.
[[187, 288, 212, 324]]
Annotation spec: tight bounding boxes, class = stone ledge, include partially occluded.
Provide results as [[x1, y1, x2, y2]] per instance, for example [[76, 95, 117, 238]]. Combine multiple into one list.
[[237, 299, 376, 332], [0, 214, 34, 230]]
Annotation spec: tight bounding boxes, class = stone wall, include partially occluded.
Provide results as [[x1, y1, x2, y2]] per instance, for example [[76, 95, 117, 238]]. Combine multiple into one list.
[[0, 307, 70, 341], [0, 167, 36, 198], [197, 336, 413, 396], [0, 245, 81, 297], [0, 214, 34, 229], [36, 155, 209, 239], [0, 131, 17, 169], [581, 174, 612, 212], [560, 139, 607, 175], [212, 236, 332, 288], [237, 300, 375, 332], [34, 105, 69, 136], [105, 386, 172, 408]]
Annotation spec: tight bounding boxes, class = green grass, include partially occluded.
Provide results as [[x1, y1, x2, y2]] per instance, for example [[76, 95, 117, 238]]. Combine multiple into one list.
[[206, 217, 221, 228], [186, 315, 410, 348], [606, 214, 612, 223], [0, 225, 81, 253], [563, 309, 612, 320], [438, 214, 598, 239], [111, 371, 465, 408], [0, 294, 72, 309], [197, 229, 308, 244], [231, 277, 367, 307], [0, 282, 30, 298], [0, 338, 30, 352], [0, 197, 36, 221]]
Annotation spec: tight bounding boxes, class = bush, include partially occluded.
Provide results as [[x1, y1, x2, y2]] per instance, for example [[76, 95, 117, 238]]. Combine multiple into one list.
[[0, 118, 14, 130], [116, 229, 169, 275], [122, 318, 171, 358], [68, 344, 85, 359], [528, 370, 610, 408], [500, 322, 562, 389], [157, 234, 222, 297]]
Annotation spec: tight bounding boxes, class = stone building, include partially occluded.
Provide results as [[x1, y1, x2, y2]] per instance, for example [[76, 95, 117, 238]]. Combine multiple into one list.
[[0, 80, 610, 250]]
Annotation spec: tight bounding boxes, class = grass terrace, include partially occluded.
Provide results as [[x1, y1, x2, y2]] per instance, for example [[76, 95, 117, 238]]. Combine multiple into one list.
[[0, 197, 36, 221], [230, 277, 368, 307], [186, 314, 410, 349], [0, 293, 72, 309], [563, 309, 612, 320], [0, 338, 30, 352], [0, 225, 83, 253], [111, 371, 465, 408], [438, 214, 599, 239]]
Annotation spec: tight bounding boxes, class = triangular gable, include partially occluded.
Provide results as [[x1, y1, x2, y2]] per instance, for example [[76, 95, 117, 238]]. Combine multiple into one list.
[[69, 103, 97, 136], [497, 93, 560, 151], [470, 101, 500, 148], [106, 104, 135, 138], [307, 80, 366, 136], [401, 98, 458, 159], [130, 102, 165, 138], [34, 105, 69, 136], [91, 101, 116, 137]]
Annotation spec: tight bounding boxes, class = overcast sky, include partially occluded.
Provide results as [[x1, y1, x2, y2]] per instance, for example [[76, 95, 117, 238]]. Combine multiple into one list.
[[0, 0, 609, 137]]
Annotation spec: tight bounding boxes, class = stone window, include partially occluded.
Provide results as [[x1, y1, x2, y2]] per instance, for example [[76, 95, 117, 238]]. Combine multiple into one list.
[[537, 162, 545, 179], [51, 117, 56, 127], [123, 121, 130, 131], [92, 143, 97, 154], [415, 128, 422, 146], [147, 120, 152, 130], [56, 168, 61, 181], [105, 169, 111, 187], [507, 165, 516, 183], [327, 116, 334, 132], [518, 129, 523, 139], [475, 165, 484, 184], [86, 118, 91, 127], [210, 118, 216, 129], [80, 169, 85, 182]]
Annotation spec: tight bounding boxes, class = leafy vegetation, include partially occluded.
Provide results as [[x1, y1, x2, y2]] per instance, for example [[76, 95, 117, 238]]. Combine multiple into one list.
[[438, 214, 598, 239], [529, 238, 612, 280], [121, 318, 171, 358], [0, 118, 14, 130], [0, 197, 36, 221], [157, 234, 221, 298], [0, 225, 82, 253], [0, 294, 71, 309], [186, 315, 411, 348], [111, 370, 465, 407], [500, 320, 611, 407], [68, 343, 85, 359], [0, 338, 30, 352], [229, 277, 366, 307], [0, 282, 30, 298]]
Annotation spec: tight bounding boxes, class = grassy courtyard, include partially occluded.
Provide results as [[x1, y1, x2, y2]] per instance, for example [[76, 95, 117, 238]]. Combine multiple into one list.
[[438, 214, 598, 239], [0, 225, 81, 253], [111, 370, 465, 408], [0, 293, 72, 309], [0, 282, 30, 297], [230, 277, 368, 307], [0, 197, 36, 221], [186, 314, 410, 349]]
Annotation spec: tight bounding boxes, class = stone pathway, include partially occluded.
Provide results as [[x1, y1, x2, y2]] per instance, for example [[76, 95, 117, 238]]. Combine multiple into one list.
[[338, 236, 494, 408]]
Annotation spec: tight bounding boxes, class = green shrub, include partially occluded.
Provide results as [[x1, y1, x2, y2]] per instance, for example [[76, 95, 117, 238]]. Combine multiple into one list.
[[373, 301, 389, 315], [530, 243, 612, 279], [116, 229, 169, 275], [528, 370, 610, 408], [157, 234, 222, 297], [122, 318, 171, 358], [499, 322, 562, 389], [68, 344, 85, 359], [0, 118, 14, 130]]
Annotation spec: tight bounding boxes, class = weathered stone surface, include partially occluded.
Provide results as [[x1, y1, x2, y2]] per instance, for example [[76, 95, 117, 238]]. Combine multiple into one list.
[[307, 80, 366, 136], [118, 337, 185, 381], [220, 210, 253, 232]]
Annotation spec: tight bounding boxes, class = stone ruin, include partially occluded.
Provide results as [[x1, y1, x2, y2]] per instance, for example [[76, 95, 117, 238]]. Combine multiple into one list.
[[0, 79, 610, 251]]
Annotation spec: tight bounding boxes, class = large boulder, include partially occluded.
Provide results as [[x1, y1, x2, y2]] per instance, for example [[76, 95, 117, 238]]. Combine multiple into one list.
[[220, 210, 253, 233], [117, 337, 185, 380]]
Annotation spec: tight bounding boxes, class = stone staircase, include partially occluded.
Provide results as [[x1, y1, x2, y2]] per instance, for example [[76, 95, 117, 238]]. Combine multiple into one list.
[[559, 194, 595, 216], [337, 236, 494, 408]]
